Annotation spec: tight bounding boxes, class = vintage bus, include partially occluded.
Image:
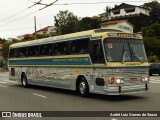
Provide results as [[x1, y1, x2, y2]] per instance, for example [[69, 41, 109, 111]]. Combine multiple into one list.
[[8, 29, 149, 96]]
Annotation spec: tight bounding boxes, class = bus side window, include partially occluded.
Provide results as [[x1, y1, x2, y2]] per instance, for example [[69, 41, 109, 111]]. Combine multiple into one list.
[[40, 44, 50, 56], [12, 48, 18, 58], [9, 49, 14, 58], [90, 40, 105, 64], [70, 38, 89, 54], [49, 44, 55, 55], [28, 46, 37, 57], [54, 41, 69, 55], [18, 47, 27, 57]]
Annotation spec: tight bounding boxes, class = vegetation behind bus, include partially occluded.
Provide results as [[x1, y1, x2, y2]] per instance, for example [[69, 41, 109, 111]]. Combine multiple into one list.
[[1, 0, 160, 62]]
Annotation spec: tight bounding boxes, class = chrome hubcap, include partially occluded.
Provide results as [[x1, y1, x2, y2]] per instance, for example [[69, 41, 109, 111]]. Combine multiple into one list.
[[79, 82, 86, 95], [22, 78, 26, 86]]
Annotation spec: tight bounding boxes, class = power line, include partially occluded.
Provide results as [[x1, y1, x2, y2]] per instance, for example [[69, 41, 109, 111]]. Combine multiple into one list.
[[28, 0, 43, 8], [0, 0, 44, 23], [39, 0, 58, 10], [0, 8, 29, 23], [0, 27, 34, 32], [0, 10, 39, 28], [28, 0, 59, 10], [45, 1, 156, 5], [0, 0, 59, 28]]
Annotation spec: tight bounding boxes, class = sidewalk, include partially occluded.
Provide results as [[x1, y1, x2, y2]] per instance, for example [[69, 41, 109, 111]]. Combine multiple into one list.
[[0, 71, 9, 76]]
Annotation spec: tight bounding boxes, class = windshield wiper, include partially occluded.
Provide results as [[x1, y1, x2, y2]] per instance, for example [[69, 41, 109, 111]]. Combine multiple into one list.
[[122, 45, 126, 63], [130, 45, 143, 63]]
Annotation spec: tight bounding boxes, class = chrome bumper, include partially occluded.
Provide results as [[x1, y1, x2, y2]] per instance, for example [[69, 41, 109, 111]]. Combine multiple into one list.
[[104, 84, 149, 95]]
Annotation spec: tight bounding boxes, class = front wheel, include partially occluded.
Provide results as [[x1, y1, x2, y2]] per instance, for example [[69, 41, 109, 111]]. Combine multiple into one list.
[[78, 79, 89, 97], [21, 74, 28, 88]]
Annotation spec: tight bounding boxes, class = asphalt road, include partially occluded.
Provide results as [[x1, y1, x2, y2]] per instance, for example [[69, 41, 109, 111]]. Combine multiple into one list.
[[0, 72, 160, 120]]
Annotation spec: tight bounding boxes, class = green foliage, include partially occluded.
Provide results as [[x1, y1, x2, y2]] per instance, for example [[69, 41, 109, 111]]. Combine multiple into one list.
[[143, 37, 160, 57], [54, 10, 80, 35], [143, 1, 160, 23], [142, 23, 160, 37], [1, 39, 20, 60], [148, 55, 159, 63], [79, 17, 100, 31], [36, 34, 49, 39]]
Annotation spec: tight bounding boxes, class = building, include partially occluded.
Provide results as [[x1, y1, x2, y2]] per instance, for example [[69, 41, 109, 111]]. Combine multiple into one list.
[[17, 34, 34, 40], [91, 16, 100, 20], [100, 20, 134, 33], [100, 3, 150, 21], [34, 26, 56, 35]]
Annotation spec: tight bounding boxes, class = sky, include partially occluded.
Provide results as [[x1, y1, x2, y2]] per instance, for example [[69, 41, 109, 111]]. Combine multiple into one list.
[[0, 0, 153, 39]]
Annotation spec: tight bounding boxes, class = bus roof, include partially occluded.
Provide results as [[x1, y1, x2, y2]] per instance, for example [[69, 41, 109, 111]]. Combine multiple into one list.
[[9, 28, 136, 48]]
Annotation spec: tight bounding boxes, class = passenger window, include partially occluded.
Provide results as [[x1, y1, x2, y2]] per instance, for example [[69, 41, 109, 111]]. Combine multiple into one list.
[[28, 46, 38, 57], [12, 48, 18, 58], [48, 44, 55, 55], [18, 47, 28, 57], [70, 38, 89, 54], [54, 42, 69, 55], [9, 49, 15, 58], [40, 44, 51, 56]]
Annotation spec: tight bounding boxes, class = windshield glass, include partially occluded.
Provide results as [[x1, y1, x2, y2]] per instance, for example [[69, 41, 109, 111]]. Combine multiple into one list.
[[104, 38, 148, 62]]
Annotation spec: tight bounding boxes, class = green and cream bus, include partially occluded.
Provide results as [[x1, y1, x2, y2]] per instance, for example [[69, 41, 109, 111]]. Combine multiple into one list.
[[8, 29, 150, 96]]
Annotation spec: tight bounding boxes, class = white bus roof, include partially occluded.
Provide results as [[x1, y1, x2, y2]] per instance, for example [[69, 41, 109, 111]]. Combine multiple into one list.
[[9, 29, 125, 48]]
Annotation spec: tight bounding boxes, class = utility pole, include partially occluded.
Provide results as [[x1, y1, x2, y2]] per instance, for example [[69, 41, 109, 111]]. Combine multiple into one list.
[[34, 16, 37, 40]]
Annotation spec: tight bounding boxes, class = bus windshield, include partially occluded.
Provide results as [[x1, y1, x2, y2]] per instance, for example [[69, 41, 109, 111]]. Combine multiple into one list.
[[104, 38, 148, 62]]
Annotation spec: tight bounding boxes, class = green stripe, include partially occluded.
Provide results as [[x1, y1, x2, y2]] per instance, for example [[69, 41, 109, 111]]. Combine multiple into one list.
[[9, 57, 92, 66]]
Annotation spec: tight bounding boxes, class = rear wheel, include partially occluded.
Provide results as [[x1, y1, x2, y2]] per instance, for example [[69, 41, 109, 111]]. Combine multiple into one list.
[[78, 78, 89, 97], [21, 74, 28, 87]]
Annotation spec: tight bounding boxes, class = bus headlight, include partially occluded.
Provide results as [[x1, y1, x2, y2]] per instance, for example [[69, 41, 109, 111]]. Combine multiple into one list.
[[142, 76, 150, 83], [116, 77, 124, 84]]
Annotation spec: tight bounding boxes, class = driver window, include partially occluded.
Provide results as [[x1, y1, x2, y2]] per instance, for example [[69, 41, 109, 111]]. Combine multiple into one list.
[[90, 40, 105, 64]]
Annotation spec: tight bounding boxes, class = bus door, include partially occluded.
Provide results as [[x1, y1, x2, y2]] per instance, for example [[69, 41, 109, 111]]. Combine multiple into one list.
[[89, 40, 105, 92]]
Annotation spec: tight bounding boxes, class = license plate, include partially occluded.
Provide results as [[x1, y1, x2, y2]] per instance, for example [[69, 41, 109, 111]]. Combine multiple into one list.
[[130, 78, 137, 82]]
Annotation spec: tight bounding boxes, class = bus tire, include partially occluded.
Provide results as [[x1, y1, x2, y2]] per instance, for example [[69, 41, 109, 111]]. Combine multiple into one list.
[[21, 74, 28, 88], [78, 78, 89, 97]]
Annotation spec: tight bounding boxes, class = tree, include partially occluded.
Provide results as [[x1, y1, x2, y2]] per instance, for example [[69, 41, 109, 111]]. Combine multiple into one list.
[[143, 1, 160, 23], [54, 10, 79, 35], [143, 37, 160, 58], [104, 6, 112, 20], [142, 22, 160, 37], [79, 17, 100, 31]]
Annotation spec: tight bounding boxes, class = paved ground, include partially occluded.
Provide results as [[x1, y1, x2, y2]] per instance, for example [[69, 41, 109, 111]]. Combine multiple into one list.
[[0, 73, 160, 120]]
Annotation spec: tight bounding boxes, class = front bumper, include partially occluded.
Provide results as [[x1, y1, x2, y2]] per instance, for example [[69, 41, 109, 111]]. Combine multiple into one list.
[[104, 84, 149, 95]]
